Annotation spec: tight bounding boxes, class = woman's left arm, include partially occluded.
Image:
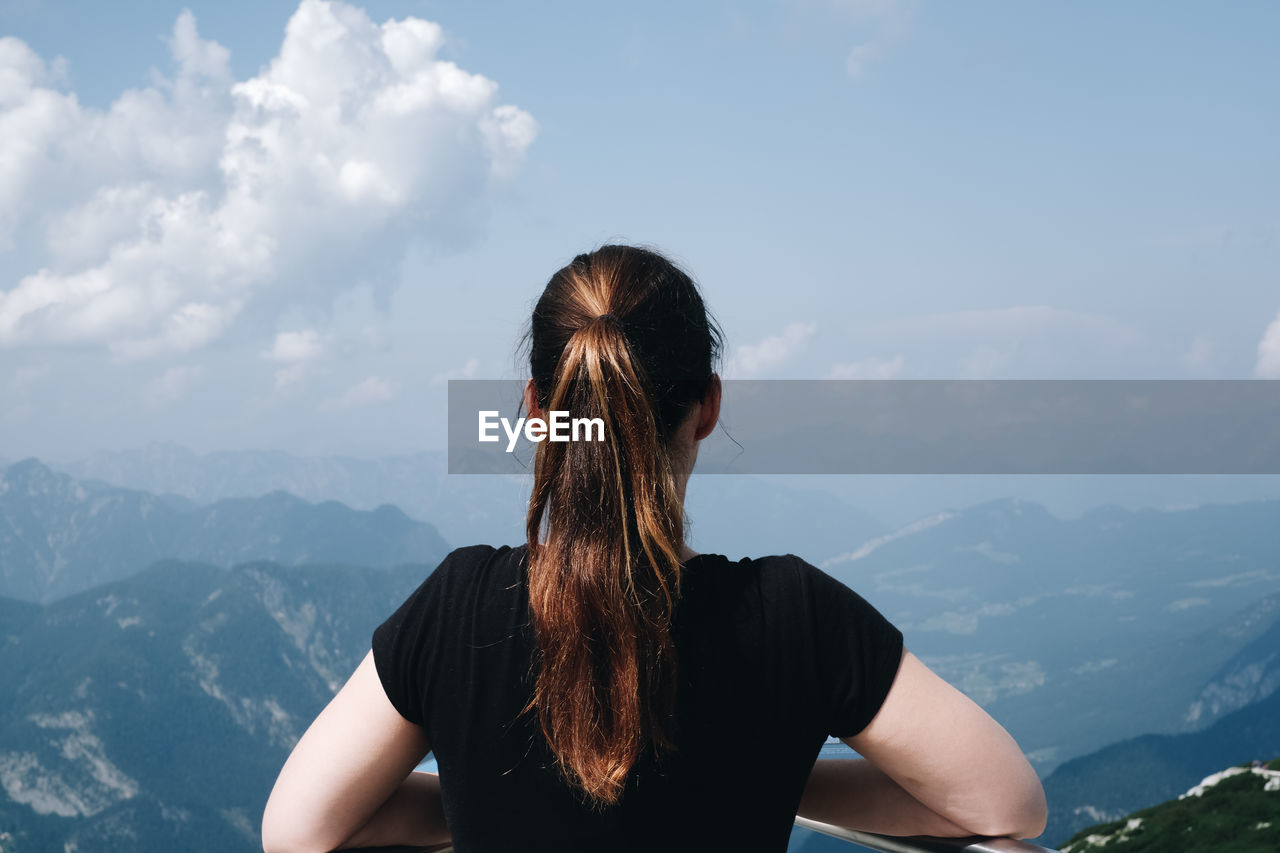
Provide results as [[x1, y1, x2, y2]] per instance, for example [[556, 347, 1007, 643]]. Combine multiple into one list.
[[261, 650, 451, 853]]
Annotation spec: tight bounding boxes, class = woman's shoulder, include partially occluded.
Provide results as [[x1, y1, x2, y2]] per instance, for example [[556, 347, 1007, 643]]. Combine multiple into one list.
[[687, 549, 822, 575], [682, 550, 837, 598], [436, 542, 526, 565], [421, 543, 528, 590]]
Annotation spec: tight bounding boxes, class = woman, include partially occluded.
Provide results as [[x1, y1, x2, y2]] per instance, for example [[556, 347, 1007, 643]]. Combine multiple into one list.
[[261, 245, 1047, 852]]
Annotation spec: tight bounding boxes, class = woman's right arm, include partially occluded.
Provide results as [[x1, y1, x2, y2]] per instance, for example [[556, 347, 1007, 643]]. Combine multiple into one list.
[[798, 649, 1047, 840]]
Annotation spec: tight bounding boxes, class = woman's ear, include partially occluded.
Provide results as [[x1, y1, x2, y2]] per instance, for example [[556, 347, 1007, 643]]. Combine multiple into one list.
[[523, 378, 542, 421], [693, 374, 721, 441]]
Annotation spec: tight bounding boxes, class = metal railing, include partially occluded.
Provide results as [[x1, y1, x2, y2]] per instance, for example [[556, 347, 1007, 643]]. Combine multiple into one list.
[[352, 818, 1060, 852], [796, 816, 1060, 852]]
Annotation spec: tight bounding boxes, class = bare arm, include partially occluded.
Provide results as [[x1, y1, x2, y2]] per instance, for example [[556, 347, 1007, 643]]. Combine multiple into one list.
[[800, 649, 1047, 840], [261, 650, 451, 853], [335, 771, 449, 851], [799, 758, 976, 837]]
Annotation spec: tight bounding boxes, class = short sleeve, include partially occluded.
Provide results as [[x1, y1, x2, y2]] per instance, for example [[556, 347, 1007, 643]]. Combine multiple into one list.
[[371, 550, 457, 727], [794, 556, 905, 739]]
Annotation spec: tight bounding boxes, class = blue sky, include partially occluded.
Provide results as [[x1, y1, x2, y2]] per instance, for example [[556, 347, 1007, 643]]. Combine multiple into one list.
[[1, 0, 1277, 460]]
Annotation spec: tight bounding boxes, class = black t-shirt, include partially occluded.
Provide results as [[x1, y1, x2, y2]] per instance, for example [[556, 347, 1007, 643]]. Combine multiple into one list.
[[371, 544, 904, 853]]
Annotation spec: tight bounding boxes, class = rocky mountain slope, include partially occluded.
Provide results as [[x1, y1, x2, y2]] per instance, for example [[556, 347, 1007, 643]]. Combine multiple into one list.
[[1039, 681, 1280, 845], [1059, 758, 1280, 852], [0, 558, 432, 852]]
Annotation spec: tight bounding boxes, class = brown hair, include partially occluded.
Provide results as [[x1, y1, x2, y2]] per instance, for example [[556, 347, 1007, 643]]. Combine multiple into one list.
[[522, 244, 722, 807]]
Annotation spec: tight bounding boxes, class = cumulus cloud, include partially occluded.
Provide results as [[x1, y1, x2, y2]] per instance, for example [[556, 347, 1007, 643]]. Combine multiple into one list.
[[431, 357, 481, 386], [0, 1, 537, 358], [724, 322, 816, 378], [325, 375, 399, 410], [828, 354, 904, 379], [1255, 312, 1280, 378], [264, 329, 325, 388], [266, 329, 324, 363]]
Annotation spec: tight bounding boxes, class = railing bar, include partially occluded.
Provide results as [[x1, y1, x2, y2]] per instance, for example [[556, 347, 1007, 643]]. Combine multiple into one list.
[[794, 817, 1060, 853]]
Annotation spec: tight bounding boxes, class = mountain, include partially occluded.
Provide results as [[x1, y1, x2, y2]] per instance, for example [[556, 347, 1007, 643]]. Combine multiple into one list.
[[54, 443, 889, 565], [820, 498, 1280, 774], [0, 558, 433, 852], [1180, 600, 1280, 730], [58, 443, 529, 552], [1059, 758, 1280, 853], [1039, 684, 1280, 845], [0, 459, 448, 603]]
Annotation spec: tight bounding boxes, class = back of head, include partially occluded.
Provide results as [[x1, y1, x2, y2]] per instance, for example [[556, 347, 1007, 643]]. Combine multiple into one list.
[[523, 244, 721, 808]]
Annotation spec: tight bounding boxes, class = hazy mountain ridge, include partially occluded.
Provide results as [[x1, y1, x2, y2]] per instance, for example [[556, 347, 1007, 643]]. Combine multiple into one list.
[[11, 453, 1280, 775], [54, 443, 890, 567], [0, 558, 434, 852], [1059, 758, 1280, 852], [821, 497, 1280, 773], [7, 452, 1280, 849], [0, 459, 449, 603]]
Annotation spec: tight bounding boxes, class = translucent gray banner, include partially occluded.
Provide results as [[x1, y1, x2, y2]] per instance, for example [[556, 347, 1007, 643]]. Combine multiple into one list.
[[448, 380, 1280, 475]]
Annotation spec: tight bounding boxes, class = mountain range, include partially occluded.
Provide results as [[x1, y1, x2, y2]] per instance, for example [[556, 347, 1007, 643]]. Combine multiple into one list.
[[0, 558, 431, 852], [0, 458, 449, 603], [820, 498, 1280, 774], [5, 453, 1280, 850], [51, 443, 890, 568], [1038, 649, 1280, 844]]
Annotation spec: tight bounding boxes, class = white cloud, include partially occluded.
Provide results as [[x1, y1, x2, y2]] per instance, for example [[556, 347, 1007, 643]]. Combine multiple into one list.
[[828, 354, 904, 379], [431, 357, 481, 385], [1255, 312, 1280, 378], [266, 329, 324, 364], [724, 322, 816, 378], [325, 375, 398, 409], [264, 329, 325, 388], [0, 1, 537, 358]]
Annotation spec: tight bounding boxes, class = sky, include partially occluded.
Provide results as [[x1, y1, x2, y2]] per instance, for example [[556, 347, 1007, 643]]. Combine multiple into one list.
[[1, 0, 1278, 462]]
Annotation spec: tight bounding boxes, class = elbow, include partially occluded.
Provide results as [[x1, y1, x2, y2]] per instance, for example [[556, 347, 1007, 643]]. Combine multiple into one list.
[[261, 828, 332, 853], [968, 783, 1048, 840], [260, 824, 312, 853], [261, 829, 300, 853], [261, 800, 294, 853], [261, 805, 333, 853]]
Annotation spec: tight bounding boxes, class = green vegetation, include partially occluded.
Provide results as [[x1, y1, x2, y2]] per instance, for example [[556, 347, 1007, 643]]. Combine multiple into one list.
[[1061, 759, 1280, 853]]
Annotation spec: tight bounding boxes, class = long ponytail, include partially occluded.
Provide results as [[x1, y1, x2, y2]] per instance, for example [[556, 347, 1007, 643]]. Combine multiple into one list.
[[522, 245, 721, 807]]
